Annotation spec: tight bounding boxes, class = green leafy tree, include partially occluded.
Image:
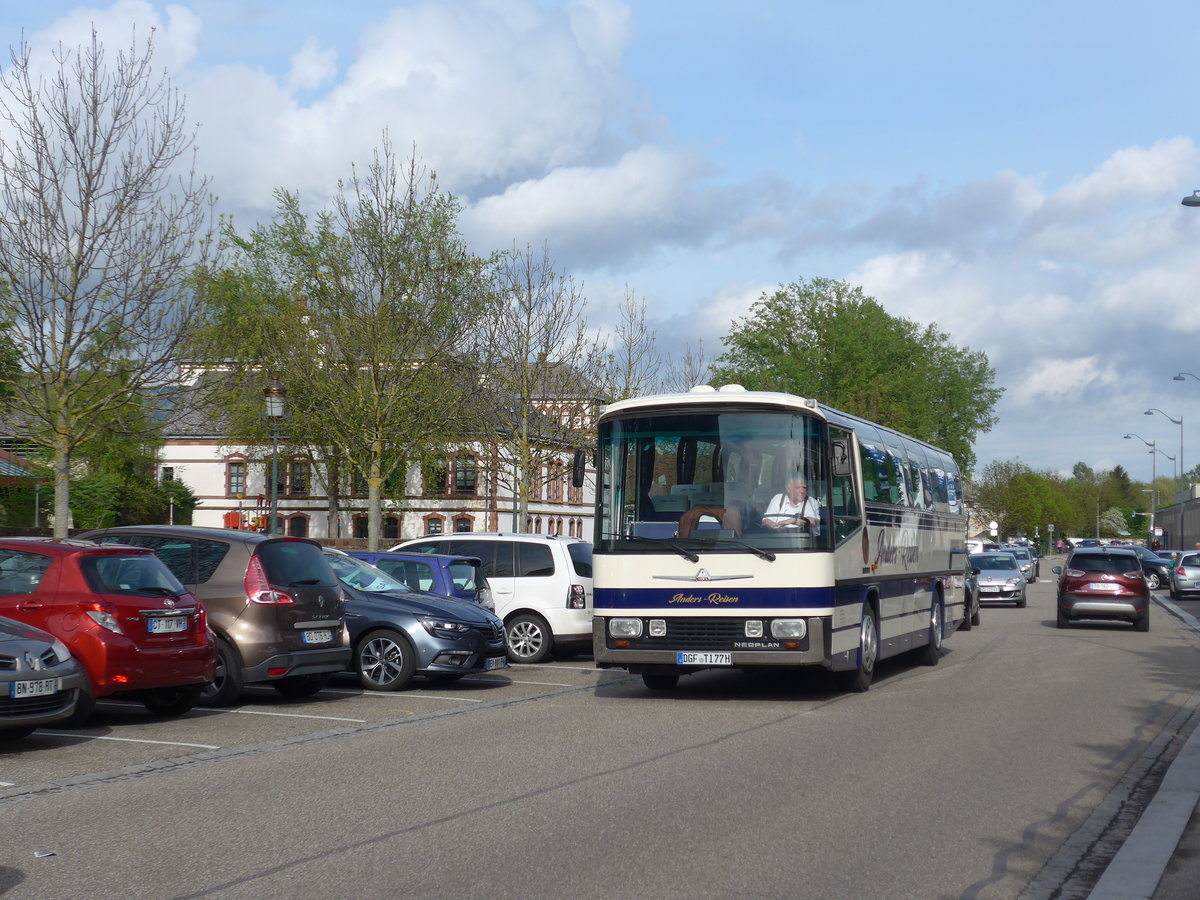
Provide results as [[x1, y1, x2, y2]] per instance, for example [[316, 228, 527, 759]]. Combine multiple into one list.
[[190, 141, 496, 549], [712, 277, 1002, 473]]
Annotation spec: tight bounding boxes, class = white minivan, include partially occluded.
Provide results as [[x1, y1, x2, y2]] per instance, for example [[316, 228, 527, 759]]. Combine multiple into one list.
[[390, 533, 592, 664]]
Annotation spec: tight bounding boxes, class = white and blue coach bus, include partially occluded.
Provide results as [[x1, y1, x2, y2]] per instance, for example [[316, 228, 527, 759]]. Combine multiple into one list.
[[589, 384, 970, 692]]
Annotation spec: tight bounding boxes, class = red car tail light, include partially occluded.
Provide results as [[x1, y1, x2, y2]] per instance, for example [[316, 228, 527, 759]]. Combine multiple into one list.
[[84, 601, 123, 634], [244, 554, 295, 605], [567, 584, 586, 610], [194, 602, 209, 645], [1123, 570, 1141, 579], [1179, 566, 1189, 578]]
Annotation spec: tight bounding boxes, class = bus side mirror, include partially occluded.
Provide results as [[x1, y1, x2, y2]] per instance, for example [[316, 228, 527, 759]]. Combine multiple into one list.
[[831, 440, 851, 478], [571, 449, 587, 488]]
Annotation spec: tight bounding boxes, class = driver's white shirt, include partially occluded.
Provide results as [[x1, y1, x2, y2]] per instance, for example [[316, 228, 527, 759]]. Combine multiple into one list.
[[763, 493, 823, 524]]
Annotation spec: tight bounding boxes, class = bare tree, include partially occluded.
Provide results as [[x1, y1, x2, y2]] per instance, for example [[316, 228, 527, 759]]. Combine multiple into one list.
[[0, 28, 216, 536], [596, 286, 660, 401], [480, 243, 605, 531], [664, 339, 713, 392]]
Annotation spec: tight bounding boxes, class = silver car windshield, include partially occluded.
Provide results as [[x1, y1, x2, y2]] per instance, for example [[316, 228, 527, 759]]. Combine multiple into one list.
[[324, 553, 412, 593]]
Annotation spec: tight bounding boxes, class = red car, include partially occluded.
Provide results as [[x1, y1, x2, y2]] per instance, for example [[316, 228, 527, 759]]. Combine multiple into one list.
[[1053, 547, 1150, 631], [0, 538, 216, 723]]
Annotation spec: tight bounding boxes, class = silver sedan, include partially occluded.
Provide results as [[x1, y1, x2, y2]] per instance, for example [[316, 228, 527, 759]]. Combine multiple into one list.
[[969, 552, 1027, 608]]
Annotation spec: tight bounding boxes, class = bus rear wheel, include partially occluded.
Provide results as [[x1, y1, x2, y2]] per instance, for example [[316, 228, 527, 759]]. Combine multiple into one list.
[[838, 604, 878, 693]]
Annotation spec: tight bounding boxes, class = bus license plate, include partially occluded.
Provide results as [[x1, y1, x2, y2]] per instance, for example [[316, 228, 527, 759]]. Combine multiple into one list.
[[677, 651, 732, 665], [149, 616, 188, 634], [485, 655, 508, 671], [302, 629, 333, 644], [10, 678, 61, 699]]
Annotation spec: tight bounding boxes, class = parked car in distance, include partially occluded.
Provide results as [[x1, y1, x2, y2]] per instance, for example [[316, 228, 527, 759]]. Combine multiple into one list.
[[0, 538, 215, 723], [1170, 551, 1200, 600], [969, 552, 1027, 607], [1005, 545, 1038, 583], [0, 614, 86, 740], [390, 534, 592, 664], [1052, 547, 1149, 631], [77, 526, 349, 705], [323, 550, 507, 691], [1125, 544, 1172, 590], [346, 551, 493, 609], [958, 554, 981, 631]]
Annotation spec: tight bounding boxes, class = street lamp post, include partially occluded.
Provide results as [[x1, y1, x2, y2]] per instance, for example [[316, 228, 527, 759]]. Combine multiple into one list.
[[1125, 433, 1158, 546], [1145, 407, 1183, 483], [264, 380, 286, 536]]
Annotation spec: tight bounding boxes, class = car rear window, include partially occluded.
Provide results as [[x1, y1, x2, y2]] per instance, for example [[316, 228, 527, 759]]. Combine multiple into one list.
[[567, 542, 593, 578], [98, 534, 231, 585], [448, 541, 515, 578], [1070, 554, 1139, 574], [1180, 554, 1200, 567], [376, 559, 436, 592], [971, 554, 1017, 570], [81, 553, 188, 597], [447, 562, 479, 591], [257, 541, 337, 587], [0, 548, 53, 595]]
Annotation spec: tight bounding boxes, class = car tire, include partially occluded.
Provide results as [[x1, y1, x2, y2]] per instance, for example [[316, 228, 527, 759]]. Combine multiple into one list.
[[506, 613, 553, 664], [915, 599, 943, 666], [142, 684, 202, 717], [958, 605, 972, 632], [199, 638, 244, 707], [1057, 605, 1070, 628], [356, 629, 416, 691], [1135, 612, 1150, 632], [59, 682, 97, 728], [1017, 595, 1027, 609], [273, 672, 331, 699], [971, 604, 981, 626], [837, 603, 879, 693], [642, 672, 679, 691], [1146, 572, 1161, 591]]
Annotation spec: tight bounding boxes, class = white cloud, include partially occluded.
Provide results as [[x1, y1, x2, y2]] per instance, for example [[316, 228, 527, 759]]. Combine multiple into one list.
[[286, 36, 336, 92]]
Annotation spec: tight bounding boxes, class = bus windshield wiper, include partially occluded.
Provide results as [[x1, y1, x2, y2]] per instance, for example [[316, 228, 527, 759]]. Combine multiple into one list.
[[704, 539, 776, 562], [604, 533, 699, 562]]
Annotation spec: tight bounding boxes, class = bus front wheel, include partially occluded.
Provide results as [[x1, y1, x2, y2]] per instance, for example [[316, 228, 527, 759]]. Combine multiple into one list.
[[642, 672, 680, 691], [839, 604, 879, 693]]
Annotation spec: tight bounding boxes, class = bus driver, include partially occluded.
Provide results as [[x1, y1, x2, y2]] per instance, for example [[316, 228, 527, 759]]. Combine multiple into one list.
[[761, 477, 823, 531]]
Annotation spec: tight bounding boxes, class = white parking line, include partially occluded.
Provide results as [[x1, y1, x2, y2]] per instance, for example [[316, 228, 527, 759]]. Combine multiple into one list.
[[0, 781, 14, 787], [223, 709, 367, 722], [471, 677, 573, 687], [323, 689, 483, 703], [38, 733, 220, 749]]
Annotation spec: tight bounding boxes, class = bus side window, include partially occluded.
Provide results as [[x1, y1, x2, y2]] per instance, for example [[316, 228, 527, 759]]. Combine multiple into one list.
[[830, 426, 862, 543]]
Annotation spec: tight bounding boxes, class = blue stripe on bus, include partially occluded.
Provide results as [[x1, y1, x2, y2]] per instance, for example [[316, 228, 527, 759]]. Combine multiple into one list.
[[594, 585, 836, 610]]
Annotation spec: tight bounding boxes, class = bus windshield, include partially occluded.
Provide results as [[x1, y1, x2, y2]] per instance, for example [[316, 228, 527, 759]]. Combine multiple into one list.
[[598, 409, 831, 554]]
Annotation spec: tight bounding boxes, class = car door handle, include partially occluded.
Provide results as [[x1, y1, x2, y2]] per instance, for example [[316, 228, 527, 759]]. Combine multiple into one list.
[[15, 600, 43, 610]]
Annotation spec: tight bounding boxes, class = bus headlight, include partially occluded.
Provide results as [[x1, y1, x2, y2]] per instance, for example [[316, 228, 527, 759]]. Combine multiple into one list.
[[745, 620, 764, 638], [648, 619, 667, 637], [609, 618, 643, 638], [771, 619, 807, 639]]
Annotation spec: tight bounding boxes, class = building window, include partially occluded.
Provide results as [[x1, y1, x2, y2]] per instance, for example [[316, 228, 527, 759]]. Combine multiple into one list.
[[350, 471, 367, 497], [425, 516, 444, 535], [425, 464, 447, 497], [289, 459, 309, 496], [227, 459, 246, 497], [161, 466, 175, 483], [453, 454, 477, 496], [353, 516, 368, 539], [383, 516, 399, 540], [287, 515, 308, 537], [454, 516, 472, 533], [549, 462, 563, 501]]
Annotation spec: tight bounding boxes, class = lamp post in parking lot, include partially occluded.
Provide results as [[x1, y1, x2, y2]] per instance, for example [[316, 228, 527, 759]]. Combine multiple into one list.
[[265, 379, 286, 536], [1145, 408, 1183, 483], [1126, 433, 1158, 546]]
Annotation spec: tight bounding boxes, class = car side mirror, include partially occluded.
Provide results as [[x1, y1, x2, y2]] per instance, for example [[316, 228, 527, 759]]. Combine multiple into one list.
[[1052, 566, 1062, 574], [971, 567, 980, 575]]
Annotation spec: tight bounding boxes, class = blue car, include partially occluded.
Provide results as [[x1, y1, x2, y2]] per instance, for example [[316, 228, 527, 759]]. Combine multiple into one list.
[[323, 550, 507, 690], [346, 550, 493, 609]]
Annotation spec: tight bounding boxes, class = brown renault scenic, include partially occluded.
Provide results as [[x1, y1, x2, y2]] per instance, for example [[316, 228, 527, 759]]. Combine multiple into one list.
[[76, 526, 348, 704]]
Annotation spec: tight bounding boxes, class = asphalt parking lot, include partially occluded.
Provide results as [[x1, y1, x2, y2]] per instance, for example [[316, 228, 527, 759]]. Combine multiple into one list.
[[0, 660, 628, 797]]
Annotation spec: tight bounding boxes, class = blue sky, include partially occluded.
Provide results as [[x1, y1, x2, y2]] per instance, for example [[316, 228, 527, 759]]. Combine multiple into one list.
[[5, 0, 1200, 483]]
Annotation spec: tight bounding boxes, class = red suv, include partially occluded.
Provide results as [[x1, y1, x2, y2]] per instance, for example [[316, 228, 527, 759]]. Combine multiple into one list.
[[1053, 547, 1150, 631], [0, 538, 216, 723]]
